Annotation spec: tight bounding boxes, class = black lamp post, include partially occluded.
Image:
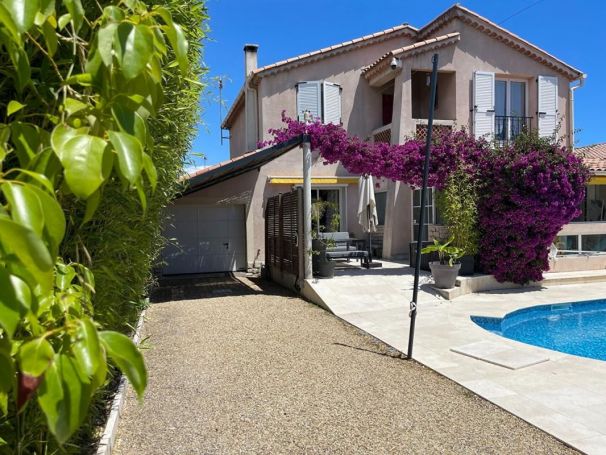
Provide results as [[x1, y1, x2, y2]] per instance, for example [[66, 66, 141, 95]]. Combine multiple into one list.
[[407, 53, 439, 360]]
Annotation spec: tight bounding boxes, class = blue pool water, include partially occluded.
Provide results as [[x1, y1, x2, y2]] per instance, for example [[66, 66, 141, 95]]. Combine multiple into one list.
[[471, 299, 606, 361]]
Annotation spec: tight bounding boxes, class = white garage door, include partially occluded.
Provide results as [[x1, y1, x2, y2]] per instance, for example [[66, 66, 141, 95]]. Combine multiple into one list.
[[162, 205, 247, 275]]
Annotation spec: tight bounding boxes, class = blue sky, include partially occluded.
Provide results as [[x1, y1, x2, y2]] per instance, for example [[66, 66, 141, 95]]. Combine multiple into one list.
[[190, 0, 606, 168]]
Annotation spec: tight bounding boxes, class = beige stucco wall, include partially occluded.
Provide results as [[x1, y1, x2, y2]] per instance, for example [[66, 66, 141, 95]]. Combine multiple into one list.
[[421, 19, 573, 143], [178, 146, 365, 269], [228, 106, 246, 158], [257, 32, 416, 145]]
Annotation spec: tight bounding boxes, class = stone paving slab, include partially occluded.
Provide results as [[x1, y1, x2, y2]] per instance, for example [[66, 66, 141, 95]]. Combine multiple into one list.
[[450, 340, 550, 369]]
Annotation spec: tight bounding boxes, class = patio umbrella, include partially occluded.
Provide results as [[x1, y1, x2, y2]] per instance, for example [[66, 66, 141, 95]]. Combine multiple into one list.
[[358, 175, 378, 262]]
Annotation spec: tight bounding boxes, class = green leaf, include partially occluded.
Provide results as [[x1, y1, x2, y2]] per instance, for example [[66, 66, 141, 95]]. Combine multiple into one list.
[[59, 135, 107, 199], [64, 73, 92, 87], [63, 0, 83, 32], [73, 318, 101, 379], [0, 344, 13, 414], [28, 185, 66, 255], [102, 5, 124, 21], [18, 337, 54, 377], [4, 0, 40, 33], [97, 22, 117, 67], [0, 270, 29, 338], [112, 103, 147, 144], [51, 124, 80, 159], [63, 98, 88, 117], [109, 131, 143, 184], [82, 187, 101, 225], [38, 354, 92, 444], [142, 153, 157, 191], [7, 42, 30, 94], [99, 331, 146, 397], [2, 182, 44, 236], [10, 122, 40, 165], [7, 100, 25, 117], [41, 17, 57, 56], [57, 12, 70, 30], [114, 22, 153, 80], [0, 4, 20, 41], [12, 168, 54, 193], [164, 22, 189, 75], [37, 359, 63, 438], [0, 218, 53, 292]]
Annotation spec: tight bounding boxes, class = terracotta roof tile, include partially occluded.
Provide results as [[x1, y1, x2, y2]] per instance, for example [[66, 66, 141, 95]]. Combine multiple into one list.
[[577, 143, 606, 172]]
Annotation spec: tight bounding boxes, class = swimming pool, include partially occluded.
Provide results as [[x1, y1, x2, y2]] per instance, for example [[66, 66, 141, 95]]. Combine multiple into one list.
[[471, 299, 606, 361]]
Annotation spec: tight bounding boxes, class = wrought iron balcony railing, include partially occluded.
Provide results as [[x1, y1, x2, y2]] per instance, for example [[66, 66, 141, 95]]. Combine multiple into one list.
[[495, 115, 532, 143]]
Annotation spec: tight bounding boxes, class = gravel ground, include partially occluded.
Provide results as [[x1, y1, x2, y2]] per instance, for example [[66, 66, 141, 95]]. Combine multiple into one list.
[[113, 275, 578, 455]]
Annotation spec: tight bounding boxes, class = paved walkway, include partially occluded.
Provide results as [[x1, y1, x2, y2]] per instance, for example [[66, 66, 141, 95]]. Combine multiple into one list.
[[113, 275, 576, 454], [307, 261, 606, 455]]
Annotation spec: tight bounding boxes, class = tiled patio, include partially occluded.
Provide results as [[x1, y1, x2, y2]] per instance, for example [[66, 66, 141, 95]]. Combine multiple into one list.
[[306, 260, 606, 455]]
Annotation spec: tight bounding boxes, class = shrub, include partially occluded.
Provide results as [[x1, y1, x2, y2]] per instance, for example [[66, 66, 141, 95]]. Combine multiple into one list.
[[0, 0, 202, 451], [474, 132, 589, 283], [263, 114, 588, 284], [436, 169, 479, 256]]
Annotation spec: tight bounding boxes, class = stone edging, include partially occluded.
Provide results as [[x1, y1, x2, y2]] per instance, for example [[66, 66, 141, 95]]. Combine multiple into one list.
[[96, 309, 147, 455]]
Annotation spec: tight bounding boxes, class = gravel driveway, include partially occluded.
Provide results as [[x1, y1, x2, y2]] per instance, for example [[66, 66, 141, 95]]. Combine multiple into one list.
[[113, 275, 578, 454]]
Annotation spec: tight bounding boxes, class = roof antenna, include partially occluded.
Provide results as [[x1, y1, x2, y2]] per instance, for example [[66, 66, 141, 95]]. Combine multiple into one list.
[[219, 77, 230, 145]]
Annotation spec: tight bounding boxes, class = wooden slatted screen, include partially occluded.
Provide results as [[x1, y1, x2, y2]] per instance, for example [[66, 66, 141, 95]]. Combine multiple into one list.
[[265, 189, 301, 276]]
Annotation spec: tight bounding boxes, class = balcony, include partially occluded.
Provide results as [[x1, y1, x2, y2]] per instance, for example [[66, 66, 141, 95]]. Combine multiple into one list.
[[495, 116, 532, 144]]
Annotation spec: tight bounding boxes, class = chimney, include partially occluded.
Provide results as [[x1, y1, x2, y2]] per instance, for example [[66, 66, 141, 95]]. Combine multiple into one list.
[[243, 44, 259, 79]]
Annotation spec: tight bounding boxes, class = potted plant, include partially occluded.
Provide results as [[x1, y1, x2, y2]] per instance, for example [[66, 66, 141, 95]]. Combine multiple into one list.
[[311, 201, 340, 278], [435, 169, 479, 275], [422, 236, 464, 289]]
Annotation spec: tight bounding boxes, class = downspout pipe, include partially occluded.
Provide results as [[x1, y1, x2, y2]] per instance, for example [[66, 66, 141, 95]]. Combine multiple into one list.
[[570, 73, 587, 150]]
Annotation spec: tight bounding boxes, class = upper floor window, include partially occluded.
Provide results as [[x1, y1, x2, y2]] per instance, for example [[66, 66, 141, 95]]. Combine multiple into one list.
[[296, 81, 342, 124], [495, 79, 528, 142], [473, 71, 558, 142]]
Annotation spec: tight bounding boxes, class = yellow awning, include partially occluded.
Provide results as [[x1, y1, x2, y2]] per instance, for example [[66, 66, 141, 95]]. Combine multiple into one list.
[[268, 177, 359, 185], [589, 176, 606, 185]]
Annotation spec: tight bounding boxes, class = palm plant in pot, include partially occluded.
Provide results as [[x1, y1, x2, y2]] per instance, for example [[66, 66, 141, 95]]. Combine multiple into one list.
[[311, 200, 340, 277], [422, 236, 464, 289]]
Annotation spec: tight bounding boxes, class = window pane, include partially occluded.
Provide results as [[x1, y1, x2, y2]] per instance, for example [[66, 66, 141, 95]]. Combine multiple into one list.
[[510, 82, 525, 117], [555, 235, 578, 252], [375, 192, 387, 225], [315, 189, 341, 232], [584, 185, 606, 222], [582, 235, 606, 252], [495, 80, 507, 116]]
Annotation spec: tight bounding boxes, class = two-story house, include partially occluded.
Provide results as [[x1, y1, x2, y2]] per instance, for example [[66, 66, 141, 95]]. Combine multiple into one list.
[[161, 4, 585, 275]]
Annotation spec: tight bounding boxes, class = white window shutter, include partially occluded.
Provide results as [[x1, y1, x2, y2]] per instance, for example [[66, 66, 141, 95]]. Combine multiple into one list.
[[322, 82, 342, 124], [296, 81, 321, 122], [537, 75, 558, 138], [473, 71, 495, 139]]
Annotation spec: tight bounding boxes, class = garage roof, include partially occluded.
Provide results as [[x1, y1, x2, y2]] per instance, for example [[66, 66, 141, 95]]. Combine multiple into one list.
[[184, 135, 306, 194]]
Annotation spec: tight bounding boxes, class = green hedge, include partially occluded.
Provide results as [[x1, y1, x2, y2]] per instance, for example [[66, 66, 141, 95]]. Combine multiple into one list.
[[75, 0, 207, 332]]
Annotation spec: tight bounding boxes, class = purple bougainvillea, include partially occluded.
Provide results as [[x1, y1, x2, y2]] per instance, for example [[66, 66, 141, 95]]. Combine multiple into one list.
[[262, 112, 589, 284]]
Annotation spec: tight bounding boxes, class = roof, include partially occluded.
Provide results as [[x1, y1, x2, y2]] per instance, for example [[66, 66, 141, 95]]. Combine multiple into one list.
[[223, 4, 584, 128], [417, 4, 583, 79], [362, 33, 461, 84], [250, 24, 417, 77], [577, 143, 606, 172], [184, 135, 306, 194], [221, 24, 417, 129]]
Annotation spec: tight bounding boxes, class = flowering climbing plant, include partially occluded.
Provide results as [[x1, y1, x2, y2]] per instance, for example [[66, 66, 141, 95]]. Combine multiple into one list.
[[263, 112, 589, 284]]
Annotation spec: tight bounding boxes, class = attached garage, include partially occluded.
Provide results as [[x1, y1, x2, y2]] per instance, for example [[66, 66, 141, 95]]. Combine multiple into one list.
[[162, 205, 247, 275], [159, 137, 306, 276]]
